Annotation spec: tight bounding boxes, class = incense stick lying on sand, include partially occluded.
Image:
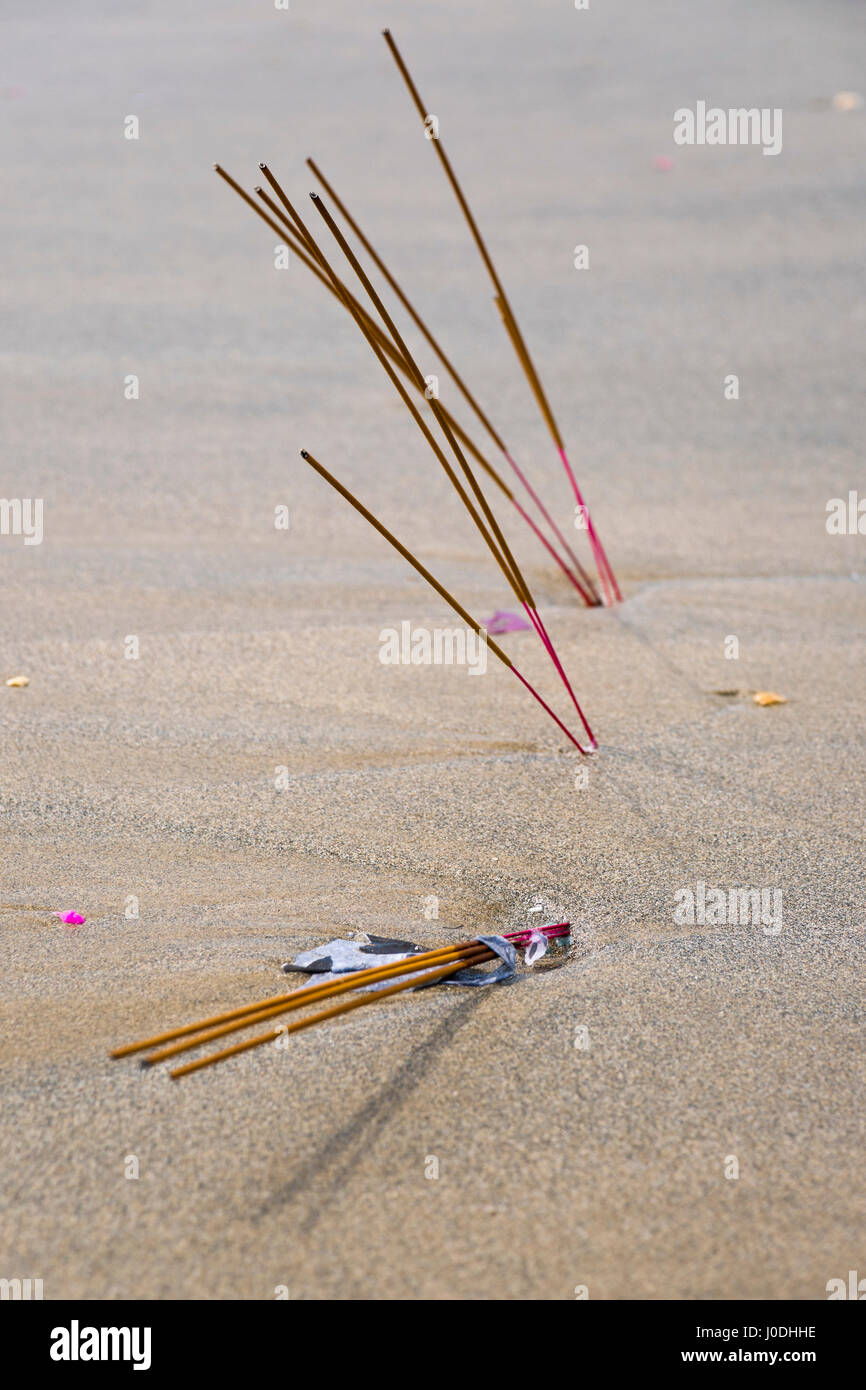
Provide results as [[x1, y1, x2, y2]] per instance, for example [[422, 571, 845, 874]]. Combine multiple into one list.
[[305, 156, 599, 604], [126, 945, 494, 1061], [214, 163, 596, 604], [131, 925, 568, 1080], [170, 950, 494, 1078], [143, 942, 493, 1066], [111, 924, 570, 1072], [382, 29, 621, 605]]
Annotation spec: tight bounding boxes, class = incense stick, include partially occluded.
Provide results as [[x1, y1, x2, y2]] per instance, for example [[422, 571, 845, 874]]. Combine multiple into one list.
[[300, 447, 595, 753], [143, 943, 490, 1066], [170, 948, 499, 1079], [256, 169, 532, 609], [305, 190, 596, 745], [113, 941, 479, 1058], [215, 164, 594, 602], [381, 29, 621, 604], [307, 187, 536, 607], [216, 163, 597, 744], [306, 156, 599, 605], [142, 944, 488, 1063], [111, 923, 570, 1061]]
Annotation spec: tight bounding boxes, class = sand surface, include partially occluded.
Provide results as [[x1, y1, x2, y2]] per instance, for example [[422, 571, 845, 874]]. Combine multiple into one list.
[[1, 0, 864, 1299]]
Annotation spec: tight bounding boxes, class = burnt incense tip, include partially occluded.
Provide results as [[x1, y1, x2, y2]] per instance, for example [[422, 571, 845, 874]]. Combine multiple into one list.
[[213, 163, 221, 171], [382, 29, 390, 37], [300, 449, 309, 459], [309, 192, 319, 201], [253, 186, 263, 195], [258, 162, 267, 171]]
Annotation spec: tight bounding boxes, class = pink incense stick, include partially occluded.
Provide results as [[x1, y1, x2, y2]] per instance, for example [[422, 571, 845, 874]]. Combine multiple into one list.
[[510, 664, 596, 755], [505, 922, 570, 945], [511, 495, 595, 605], [558, 448, 621, 605], [505, 450, 600, 605], [520, 602, 597, 749]]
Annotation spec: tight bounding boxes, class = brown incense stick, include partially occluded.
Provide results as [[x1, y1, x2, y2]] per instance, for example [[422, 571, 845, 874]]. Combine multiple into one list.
[[216, 167, 597, 748], [494, 296, 557, 445], [143, 943, 490, 1066], [306, 187, 537, 609], [381, 30, 559, 442], [381, 30, 621, 603], [256, 167, 531, 608], [218, 164, 513, 494], [299, 447, 596, 754], [305, 157, 599, 603], [112, 936, 490, 1058], [307, 155, 507, 454], [307, 182, 595, 745], [216, 164, 595, 601], [250, 184, 503, 485], [299, 448, 510, 665], [170, 949, 496, 1079]]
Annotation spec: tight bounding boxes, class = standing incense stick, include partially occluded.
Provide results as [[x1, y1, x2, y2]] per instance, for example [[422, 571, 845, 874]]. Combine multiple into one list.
[[256, 168, 532, 610], [215, 162, 597, 745], [307, 188, 534, 606], [216, 164, 594, 601], [306, 156, 599, 605], [305, 188, 596, 744], [300, 448, 596, 753], [381, 29, 621, 604]]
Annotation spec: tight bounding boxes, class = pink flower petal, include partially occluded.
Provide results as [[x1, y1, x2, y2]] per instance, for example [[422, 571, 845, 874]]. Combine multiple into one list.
[[484, 610, 532, 635]]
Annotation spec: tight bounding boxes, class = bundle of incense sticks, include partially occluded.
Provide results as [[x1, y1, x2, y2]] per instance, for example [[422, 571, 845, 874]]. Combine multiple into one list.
[[213, 30, 622, 751], [111, 923, 570, 1080]]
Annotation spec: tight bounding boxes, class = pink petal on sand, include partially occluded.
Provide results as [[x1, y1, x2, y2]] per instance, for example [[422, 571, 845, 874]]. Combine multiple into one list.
[[54, 910, 86, 926], [484, 610, 531, 635]]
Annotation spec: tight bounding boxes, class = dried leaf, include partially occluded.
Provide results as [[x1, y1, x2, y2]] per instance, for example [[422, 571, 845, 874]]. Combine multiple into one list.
[[753, 691, 787, 707]]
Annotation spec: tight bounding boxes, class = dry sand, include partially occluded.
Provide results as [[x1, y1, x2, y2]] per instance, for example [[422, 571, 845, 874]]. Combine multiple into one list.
[[1, 0, 864, 1298]]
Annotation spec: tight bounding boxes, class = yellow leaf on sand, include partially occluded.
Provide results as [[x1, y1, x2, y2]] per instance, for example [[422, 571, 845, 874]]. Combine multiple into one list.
[[753, 691, 786, 706], [832, 91, 863, 112], [5, 675, 29, 688]]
